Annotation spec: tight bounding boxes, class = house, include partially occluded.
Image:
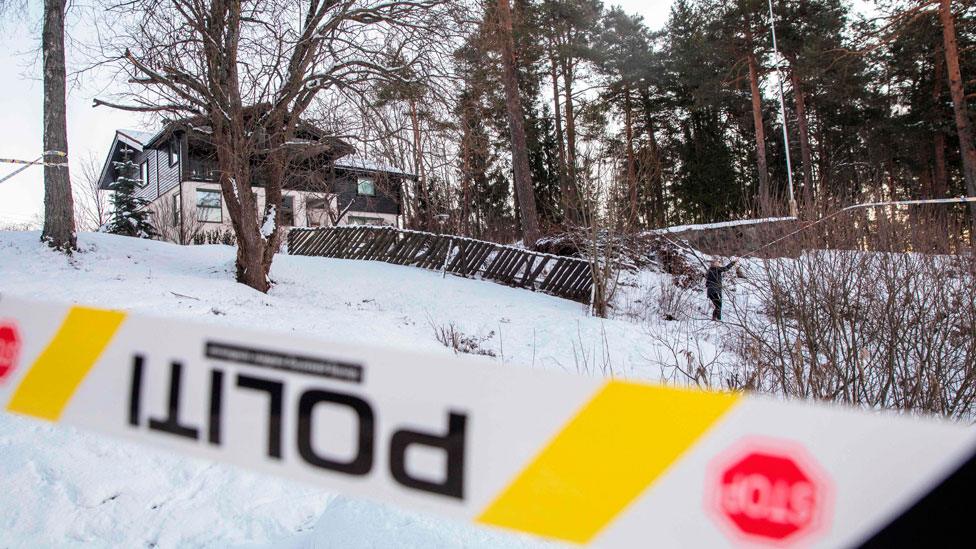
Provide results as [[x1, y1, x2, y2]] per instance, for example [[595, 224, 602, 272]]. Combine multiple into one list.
[[97, 118, 412, 243]]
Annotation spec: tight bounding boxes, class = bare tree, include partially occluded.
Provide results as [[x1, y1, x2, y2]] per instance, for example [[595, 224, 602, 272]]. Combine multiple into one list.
[[95, 0, 455, 292], [577, 143, 622, 318], [41, 0, 76, 251], [73, 153, 110, 231], [148, 194, 206, 245]]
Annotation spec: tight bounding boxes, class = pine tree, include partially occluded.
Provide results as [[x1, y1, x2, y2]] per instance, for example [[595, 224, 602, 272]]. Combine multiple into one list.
[[496, 0, 542, 247], [41, 0, 76, 251], [540, 0, 604, 225], [105, 148, 157, 238], [594, 6, 653, 227]]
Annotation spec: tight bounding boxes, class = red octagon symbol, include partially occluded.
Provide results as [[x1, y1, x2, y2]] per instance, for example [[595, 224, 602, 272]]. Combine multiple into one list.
[[0, 321, 21, 383], [708, 440, 831, 546]]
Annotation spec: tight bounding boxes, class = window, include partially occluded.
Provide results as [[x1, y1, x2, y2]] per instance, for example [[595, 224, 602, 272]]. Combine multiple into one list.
[[196, 189, 222, 223], [307, 198, 329, 210], [172, 194, 180, 227], [189, 158, 219, 181], [306, 198, 328, 227], [281, 196, 295, 226], [348, 215, 385, 226], [169, 139, 179, 167], [357, 177, 376, 196], [140, 161, 149, 188]]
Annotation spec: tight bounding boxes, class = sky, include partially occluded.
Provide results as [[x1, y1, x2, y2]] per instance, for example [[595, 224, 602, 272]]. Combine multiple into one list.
[[0, 2, 674, 225]]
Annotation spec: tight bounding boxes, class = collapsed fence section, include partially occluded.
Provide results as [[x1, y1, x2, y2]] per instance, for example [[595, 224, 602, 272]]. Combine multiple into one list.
[[288, 226, 593, 302]]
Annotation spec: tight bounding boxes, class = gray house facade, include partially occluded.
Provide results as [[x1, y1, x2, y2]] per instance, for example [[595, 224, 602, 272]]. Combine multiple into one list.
[[97, 123, 412, 243]]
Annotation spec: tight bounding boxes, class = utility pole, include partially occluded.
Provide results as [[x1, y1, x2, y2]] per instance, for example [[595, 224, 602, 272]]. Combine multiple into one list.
[[767, 0, 798, 218]]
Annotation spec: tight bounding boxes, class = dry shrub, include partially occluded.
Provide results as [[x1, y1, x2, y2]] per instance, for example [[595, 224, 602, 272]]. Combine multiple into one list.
[[430, 322, 497, 357], [648, 237, 703, 288], [728, 216, 976, 419], [656, 280, 696, 321], [648, 320, 728, 389], [193, 229, 238, 246]]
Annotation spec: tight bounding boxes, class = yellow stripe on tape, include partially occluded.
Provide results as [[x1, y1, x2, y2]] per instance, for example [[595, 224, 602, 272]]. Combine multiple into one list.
[[477, 381, 739, 544], [7, 306, 126, 421]]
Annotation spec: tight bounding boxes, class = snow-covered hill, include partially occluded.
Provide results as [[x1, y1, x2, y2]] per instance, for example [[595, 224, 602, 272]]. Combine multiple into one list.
[[0, 231, 704, 548]]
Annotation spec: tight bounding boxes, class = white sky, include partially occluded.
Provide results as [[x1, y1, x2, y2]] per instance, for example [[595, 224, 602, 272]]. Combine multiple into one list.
[[0, 2, 672, 224]]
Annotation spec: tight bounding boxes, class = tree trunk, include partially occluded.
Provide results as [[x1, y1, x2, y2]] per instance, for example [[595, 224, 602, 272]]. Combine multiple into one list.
[[409, 98, 430, 230], [648, 124, 665, 226], [744, 19, 770, 215], [212, 108, 271, 293], [624, 86, 637, 228], [940, 0, 976, 220], [550, 55, 573, 226], [934, 133, 948, 197], [460, 119, 472, 236], [497, 0, 541, 247], [789, 61, 814, 206], [41, 0, 76, 251], [561, 56, 582, 225], [932, 41, 949, 198]]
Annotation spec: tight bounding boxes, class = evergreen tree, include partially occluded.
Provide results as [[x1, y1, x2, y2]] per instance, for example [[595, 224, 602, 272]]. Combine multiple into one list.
[[594, 6, 654, 227], [105, 148, 157, 238], [446, 0, 975, 237], [664, 0, 746, 222]]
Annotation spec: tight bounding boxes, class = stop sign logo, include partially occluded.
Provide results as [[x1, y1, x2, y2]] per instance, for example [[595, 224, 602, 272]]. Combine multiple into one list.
[[708, 440, 831, 546], [0, 321, 21, 383]]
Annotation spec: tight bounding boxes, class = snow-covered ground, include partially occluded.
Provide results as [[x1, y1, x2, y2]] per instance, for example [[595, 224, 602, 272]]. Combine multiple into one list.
[[0, 231, 727, 548]]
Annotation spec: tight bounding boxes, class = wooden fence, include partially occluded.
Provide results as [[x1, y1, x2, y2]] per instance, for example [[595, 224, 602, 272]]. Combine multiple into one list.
[[288, 226, 593, 302]]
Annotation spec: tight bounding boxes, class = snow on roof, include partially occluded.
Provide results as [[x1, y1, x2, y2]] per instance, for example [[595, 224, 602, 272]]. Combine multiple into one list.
[[117, 128, 160, 146], [647, 216, 796, 235], [335, 156, 415, 178]]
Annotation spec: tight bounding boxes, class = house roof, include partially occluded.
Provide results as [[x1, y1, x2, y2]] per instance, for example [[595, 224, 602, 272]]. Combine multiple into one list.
[[117, 128, 159, 146], [97, 130, 148, 190], [334, 157, 416, 179], [99, 115, 415, 189]]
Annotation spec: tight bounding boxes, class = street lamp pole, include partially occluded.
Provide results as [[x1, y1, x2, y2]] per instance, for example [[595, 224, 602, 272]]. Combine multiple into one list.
[[767, 0, 798, 217]]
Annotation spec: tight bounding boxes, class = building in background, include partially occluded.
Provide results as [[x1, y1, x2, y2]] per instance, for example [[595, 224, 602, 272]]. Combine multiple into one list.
[[96, 119, 412, 243]]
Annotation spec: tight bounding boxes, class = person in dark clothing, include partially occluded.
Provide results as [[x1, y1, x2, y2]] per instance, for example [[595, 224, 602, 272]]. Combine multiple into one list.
[[706, 258, 738, 321]]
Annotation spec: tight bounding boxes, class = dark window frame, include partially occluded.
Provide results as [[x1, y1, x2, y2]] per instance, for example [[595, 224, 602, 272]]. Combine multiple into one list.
[[305, 197, 329, 227], [196, 188, 222, 223], [169, 139, 179, 167], [139, 160, 149, 188], [356, 176, 376, 197], [348, 215, 385, 226], [281, 195, 295, 226]]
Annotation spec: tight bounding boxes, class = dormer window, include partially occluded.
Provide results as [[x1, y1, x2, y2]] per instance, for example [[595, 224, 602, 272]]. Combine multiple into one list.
[[357, 177, 375, 197]]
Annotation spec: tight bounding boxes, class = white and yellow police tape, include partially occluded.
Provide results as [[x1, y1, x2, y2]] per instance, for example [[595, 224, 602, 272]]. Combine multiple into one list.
[[0, 295, 972, 547]]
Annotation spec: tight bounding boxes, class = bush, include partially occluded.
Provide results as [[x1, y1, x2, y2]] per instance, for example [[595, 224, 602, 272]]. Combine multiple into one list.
[[730, 249, 976, 418], [430, 322, 497, 357], [192, 229, 237, 246]]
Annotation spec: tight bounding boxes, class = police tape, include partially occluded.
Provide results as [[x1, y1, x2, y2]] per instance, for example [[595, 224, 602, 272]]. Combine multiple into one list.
[[0, 295, 973, 547]]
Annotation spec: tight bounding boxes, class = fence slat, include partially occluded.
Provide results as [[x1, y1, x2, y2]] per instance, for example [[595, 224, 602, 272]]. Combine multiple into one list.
[[287, 227, 592, 302]]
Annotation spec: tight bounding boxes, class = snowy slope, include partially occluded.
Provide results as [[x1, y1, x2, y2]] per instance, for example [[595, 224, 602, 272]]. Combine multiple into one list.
[[0, 232, 667, 376], [0, 231, 698, 548]]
